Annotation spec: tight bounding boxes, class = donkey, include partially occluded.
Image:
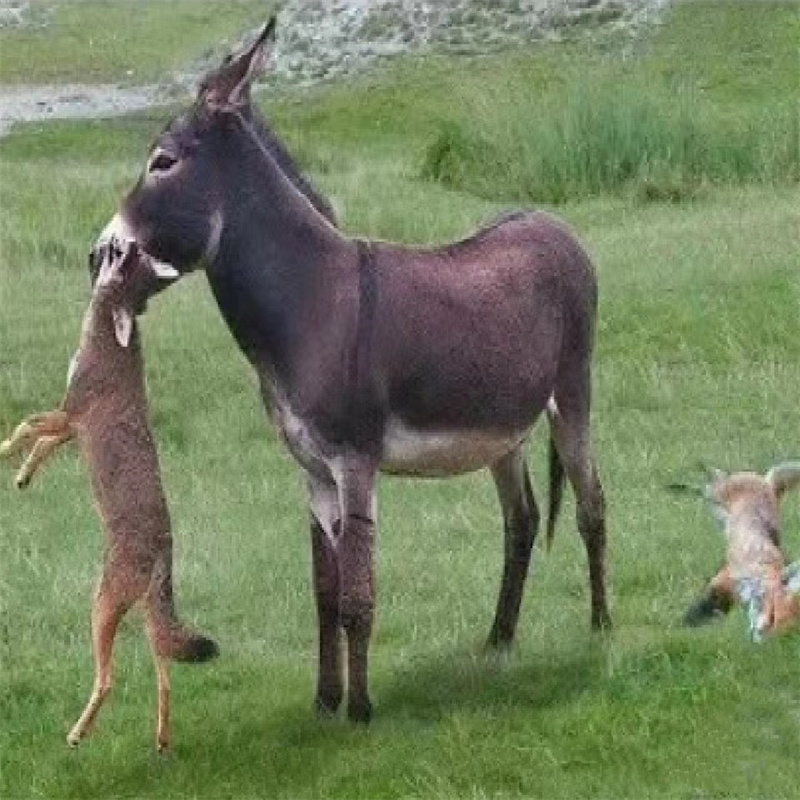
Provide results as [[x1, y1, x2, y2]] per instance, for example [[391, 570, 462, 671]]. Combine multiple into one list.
[[1, 241, 217, 750], [93, 18, 609, 723]]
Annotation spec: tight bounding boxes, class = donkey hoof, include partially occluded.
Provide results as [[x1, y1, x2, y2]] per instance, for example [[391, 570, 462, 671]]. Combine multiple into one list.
[[314, 689, 343, 718], [156, 739, 170, 755], [347, 696, 373, 725], [591, 610, 613, 632], [66, 731, 82, 748], [15, 473, 30, 490], [484, 627, 514, 652]]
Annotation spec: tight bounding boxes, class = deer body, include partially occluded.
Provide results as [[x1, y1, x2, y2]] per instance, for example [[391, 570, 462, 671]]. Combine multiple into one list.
[[1, 243, 217, 751], [684, 465, 800, 638]]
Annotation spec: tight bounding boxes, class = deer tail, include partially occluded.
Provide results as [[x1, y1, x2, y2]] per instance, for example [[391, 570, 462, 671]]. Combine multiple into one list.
[[146, 542, 219, 664]]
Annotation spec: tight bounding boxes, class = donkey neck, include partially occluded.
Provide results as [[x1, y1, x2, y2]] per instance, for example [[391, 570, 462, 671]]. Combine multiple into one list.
[[204, 114, 353, 387]]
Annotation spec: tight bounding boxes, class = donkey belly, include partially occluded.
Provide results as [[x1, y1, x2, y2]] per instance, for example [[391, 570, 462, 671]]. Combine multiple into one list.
[[380, 417, 529, 477]]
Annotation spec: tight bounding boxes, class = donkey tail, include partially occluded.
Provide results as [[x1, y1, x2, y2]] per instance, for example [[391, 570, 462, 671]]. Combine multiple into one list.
[[546, 434, 566, 552], [146, 545, 219, 664]]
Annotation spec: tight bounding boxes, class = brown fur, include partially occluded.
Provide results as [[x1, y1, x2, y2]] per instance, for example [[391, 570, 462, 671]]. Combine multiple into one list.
[[0, 242, 217, 751], [694, 466, 800, 635]]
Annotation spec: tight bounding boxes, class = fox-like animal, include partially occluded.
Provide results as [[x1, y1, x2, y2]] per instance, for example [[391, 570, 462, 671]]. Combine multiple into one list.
[[682, 464, 800, 638], [1, 240, 217, 751]]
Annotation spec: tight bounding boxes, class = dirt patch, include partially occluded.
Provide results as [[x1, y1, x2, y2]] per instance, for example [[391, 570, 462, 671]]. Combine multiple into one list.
[[0, 84, 164, 135], [0, 0, 669, 135]]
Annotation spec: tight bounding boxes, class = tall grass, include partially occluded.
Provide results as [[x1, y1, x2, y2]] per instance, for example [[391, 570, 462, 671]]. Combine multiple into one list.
[[422, 73, 799, 204]]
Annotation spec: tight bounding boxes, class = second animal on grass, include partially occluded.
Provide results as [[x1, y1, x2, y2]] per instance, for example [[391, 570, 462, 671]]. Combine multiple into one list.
[[683, 463, 800, 639], [0, 239, 218, 752]]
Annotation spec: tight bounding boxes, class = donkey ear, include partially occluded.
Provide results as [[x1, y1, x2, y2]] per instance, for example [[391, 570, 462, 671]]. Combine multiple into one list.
[[766, 462, 800, 499], [112, 307, 134, 348], [216, 17, 276, 108]]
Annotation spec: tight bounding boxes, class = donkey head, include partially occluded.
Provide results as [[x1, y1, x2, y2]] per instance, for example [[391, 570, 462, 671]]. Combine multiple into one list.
[[95, 237, 179, 347], [90, 18, 278, 278]]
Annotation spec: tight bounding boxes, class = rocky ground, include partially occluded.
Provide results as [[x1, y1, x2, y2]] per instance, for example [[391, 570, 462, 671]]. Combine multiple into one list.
[[0, 0, 668, 134]]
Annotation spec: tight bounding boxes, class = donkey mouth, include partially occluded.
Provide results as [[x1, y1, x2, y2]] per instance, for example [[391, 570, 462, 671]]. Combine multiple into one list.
[[89, 213, 179, 290]]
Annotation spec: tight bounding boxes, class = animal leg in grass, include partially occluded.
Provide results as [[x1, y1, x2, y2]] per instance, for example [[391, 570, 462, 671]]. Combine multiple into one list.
[[146, 639, 171, 753], [15, 432, 71, 488], [684, 566, 735, 626], [548, 394, 610, 630], [487, 445, 539, 649], [309, 506, 344, 715], [0, 411, 69, 458], [67, 582, 129, 747], [765, 570, 800, 634], [336, 460, 377, 723]]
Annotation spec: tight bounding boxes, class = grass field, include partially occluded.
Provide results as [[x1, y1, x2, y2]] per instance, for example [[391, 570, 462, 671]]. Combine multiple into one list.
[[1, 2, 799, 798]]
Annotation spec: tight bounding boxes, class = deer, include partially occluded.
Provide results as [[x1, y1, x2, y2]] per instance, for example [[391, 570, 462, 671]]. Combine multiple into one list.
[[0, 239, 218, 751], [676, 464, 800, 639]]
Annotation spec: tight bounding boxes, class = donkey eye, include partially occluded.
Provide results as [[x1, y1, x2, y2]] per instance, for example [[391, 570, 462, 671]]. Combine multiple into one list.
[[148, 151, 178, 173]]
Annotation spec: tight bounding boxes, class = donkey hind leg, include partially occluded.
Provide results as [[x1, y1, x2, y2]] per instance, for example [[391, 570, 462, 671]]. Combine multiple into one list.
[[547, 401, 611, 630], [335, 459, 378, 724], [486, 445, 540, 649], [67, 576, 131, 747]]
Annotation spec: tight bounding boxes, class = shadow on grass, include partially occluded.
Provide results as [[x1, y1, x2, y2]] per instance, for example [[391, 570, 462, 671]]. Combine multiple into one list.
[[45, 638, 611, 798], [375, 639, 609, 722]]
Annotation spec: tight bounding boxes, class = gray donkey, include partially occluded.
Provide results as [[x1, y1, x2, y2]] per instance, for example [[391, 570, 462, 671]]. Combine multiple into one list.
[[1, 241, 217, 751], [92, 19, 609, 724]]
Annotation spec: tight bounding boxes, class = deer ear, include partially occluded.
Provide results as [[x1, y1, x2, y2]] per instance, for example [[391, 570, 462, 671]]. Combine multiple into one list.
[[767, 462, 800, 499], [112, 306, 134, 348]]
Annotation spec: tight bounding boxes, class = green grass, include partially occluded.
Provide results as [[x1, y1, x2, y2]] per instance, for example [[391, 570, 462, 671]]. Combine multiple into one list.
[[2, 2, 800, 798], [0, 0, 270, 84], [421, 1, 799, 203]]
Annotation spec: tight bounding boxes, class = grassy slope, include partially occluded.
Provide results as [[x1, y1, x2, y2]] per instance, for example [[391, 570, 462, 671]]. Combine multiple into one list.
[[1, 2, 799, 798], [0, 0, 270, 84]]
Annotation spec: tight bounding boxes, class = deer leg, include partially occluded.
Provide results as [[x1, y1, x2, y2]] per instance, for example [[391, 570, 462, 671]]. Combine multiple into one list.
[[765, 569, 799, 634], [548, 399, 611, 630], [335, 459, 378, 724], [487, 445, 539, 649], [684, 566, 736, 626], [0, 411, 69, 458], [67, 579, 130, 747], [146, 643, 171, 753], [14, 432, 71, 488]]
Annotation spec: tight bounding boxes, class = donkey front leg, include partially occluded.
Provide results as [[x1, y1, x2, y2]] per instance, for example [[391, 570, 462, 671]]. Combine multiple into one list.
[[335, 459, 378, 723], [308, 478, 344, 716]]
